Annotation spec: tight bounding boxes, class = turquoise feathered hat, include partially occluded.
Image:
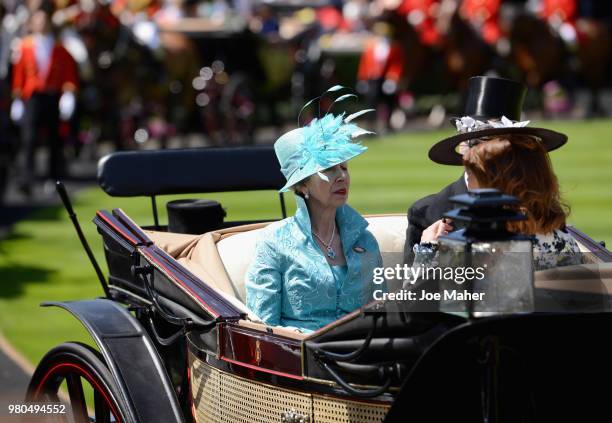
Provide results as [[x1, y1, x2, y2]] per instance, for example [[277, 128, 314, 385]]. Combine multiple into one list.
[[275, 86, 375, 193]]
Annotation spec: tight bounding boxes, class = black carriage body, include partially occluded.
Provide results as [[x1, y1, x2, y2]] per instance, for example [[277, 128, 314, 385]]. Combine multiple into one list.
[[36, 146, 612, 423], [92, 207, 416, 420]]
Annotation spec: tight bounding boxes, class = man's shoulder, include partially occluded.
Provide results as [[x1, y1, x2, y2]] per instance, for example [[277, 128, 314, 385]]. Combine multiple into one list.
[[408, 176, 467, 219], [408, 192, 437, 218]]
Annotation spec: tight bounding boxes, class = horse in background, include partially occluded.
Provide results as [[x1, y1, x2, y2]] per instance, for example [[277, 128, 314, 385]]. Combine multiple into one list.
[[573, 17, 611, 115], [74, 3, 163, 150], [72, 1, 202, 151], [508, 1, 611, 116], [436, 0, 505, 94]]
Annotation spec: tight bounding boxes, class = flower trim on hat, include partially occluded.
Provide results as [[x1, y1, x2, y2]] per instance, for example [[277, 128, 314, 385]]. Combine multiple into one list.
[[455, 115, 530, 133]]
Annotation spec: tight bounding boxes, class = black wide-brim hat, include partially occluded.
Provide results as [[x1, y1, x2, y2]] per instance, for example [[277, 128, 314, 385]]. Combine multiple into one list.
[[429, 76, 568, 165]]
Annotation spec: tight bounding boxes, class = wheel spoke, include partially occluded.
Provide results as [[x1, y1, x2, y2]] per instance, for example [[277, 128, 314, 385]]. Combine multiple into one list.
[[43, 393, 70, 423], [66, 374, 89, 423], [94, 390, 111, 423], [43, 391, 62, 405]]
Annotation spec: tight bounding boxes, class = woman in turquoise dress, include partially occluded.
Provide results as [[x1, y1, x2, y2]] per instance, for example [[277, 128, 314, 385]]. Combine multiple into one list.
[[245, 90, 382, 333]]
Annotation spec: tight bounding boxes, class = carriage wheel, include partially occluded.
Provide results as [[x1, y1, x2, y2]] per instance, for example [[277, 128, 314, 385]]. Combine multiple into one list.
[[26, 342, 125, 423]]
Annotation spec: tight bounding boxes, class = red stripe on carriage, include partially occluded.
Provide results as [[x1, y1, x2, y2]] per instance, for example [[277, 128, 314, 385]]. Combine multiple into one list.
[[219, 356, 304, 380], [35, 362, 123, 422], [112, 208, 154, 245], [143, 250, 221, 319], [96, 211, 139, 245]]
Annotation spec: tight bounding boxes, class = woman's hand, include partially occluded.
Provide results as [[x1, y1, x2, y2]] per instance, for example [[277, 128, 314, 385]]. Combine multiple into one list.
[[421, 219, 454, 243]]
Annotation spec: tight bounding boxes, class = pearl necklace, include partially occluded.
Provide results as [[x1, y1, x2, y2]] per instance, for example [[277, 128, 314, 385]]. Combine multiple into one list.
[[312, 223, 336, 259]]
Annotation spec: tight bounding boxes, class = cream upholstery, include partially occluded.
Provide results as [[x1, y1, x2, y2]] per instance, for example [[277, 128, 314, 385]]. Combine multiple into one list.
[[145, 215, 408, 319], [146, 217, 609, 324], [145, 228, 263, 321], [216, 228, 262, 303], [535, 262, 612, 292], [216, 214, 408, 302]]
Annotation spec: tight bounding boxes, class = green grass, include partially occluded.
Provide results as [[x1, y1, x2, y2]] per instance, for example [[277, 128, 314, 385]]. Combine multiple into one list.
[[1, 119, 611, 368]]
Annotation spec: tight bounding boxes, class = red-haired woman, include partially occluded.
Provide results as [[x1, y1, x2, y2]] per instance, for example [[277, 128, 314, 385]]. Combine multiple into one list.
[[419, 134, 582, 270]]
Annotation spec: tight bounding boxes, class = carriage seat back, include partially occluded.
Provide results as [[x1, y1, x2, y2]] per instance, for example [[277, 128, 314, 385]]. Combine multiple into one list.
[[98, 147, 285, 197], [217, 214, 408, 302], [147, 217, 610, 320], [213, 221, 609, 303], [144, 215, 408, 324]]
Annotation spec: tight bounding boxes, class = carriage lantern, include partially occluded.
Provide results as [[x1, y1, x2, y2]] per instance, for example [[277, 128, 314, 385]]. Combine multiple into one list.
[[437, 189, 535, 318]]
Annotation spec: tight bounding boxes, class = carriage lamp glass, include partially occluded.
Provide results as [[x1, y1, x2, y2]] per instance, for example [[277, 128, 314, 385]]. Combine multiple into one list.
[[437, 189, 534, 318]]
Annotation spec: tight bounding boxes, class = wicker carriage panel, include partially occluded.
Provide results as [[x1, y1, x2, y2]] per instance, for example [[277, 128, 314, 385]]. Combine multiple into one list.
[[190, 352, 390, 423], [190, 352, 311, 423], [219, 371, 312, 423], [312, 396, 390, 423], [190, 352, 222, 423]]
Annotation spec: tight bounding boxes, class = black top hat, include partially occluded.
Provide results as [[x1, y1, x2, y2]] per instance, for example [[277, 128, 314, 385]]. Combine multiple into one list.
[[429, 76, 567, 165]]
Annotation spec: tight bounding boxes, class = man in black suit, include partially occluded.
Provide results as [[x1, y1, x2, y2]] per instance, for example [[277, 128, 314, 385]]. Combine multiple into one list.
[[403, 175, 467, 263], [403, 76, 567, 263]]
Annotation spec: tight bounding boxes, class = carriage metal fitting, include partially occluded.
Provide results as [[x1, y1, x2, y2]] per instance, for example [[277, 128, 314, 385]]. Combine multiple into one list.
[[316, 358, 392, 398], [130, 263, 153, 277], [378, 363, 405, 381], [281, 408, 310, 423], [133, 258, 216, 333], [309, 314, 379, 363]]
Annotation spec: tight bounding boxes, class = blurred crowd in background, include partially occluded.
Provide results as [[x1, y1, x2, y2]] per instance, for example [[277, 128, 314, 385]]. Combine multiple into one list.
[[1, 0, 611, 201]]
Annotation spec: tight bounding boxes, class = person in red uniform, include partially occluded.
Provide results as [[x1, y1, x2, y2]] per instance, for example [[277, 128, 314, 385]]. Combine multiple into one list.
[[357, 20, 406, 128], [11, 7, 78, 194], [357, 24, 405, 85], [396, 0, 441, 46], [460, 0, 502, 46], [540, 0, 577, 27], [539, 0, 579, 46]]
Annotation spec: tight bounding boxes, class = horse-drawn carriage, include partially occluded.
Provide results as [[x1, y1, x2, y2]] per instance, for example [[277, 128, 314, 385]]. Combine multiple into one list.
[[26, 147, 612, 422]]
